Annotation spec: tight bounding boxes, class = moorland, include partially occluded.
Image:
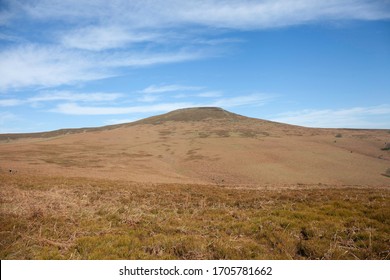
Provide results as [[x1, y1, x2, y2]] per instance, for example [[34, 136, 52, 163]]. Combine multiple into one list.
[[1, 107, 389, 259]]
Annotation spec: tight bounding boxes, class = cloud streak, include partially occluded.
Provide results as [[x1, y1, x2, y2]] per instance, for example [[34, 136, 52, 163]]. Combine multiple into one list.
[[271, 105, 390, 128], [0, 45, 205, 91], [210, 93, 273, 108], [11, 0, 390, 28], [140, 84, 203, 94], [60, 26, 159, 51], [0, 91, 124, 107], [0, 112, 20, 133], [0, 45, 110, 91], [50, 102, 196, 115]]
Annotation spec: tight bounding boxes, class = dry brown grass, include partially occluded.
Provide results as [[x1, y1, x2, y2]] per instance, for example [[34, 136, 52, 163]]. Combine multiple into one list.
[[1, 174, 389, 260], [1, 108, 389, 186], [382, 168, 390, 178]]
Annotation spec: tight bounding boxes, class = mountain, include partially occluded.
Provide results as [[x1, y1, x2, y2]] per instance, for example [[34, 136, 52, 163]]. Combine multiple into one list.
[[0, 107, 245, 141], [0, 107, 389, 186], [134, 107, 244, 124]]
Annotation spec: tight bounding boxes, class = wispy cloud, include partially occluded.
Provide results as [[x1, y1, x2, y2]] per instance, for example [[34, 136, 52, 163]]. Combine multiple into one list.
[[173, 91, 223, 99], [177, 0, 390, 28], [50, 102, 196, 115], [0, 32, 23, 43], [271, 105, 390, 128], [0, 45, 110, 91], [106, 49, 207, 68], [0, 112, 20, 133], [0, 91, 124, 107], [137, 95, 160, 103], [210, 93, 273, 108], [0, 45, 206, 91], [0, 112, 18, 125], [140, 84, 203, 94], [13, 0, 390, 28], [29, 91, 124, 103], [0, 5, 13, 25], [197, 91, 223, 98], [60, 25, 159, 51], [104, 118, 138, 125], [0, 99, 24, 107]]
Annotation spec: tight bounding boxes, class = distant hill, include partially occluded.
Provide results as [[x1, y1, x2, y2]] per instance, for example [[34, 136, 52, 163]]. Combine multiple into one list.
[[133, 107, 245, 124], [0, 107, 281, 140], [0, 107, 389, 186]]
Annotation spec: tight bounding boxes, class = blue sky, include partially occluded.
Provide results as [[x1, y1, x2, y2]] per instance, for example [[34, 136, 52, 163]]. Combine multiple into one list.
[[0, 0, 389, 133]]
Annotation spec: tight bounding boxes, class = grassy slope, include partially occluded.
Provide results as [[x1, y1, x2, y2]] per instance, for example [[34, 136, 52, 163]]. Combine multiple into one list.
[[1, 174, 389, 260], [1, 112, 389, 186], [0, 107, 244, 141]]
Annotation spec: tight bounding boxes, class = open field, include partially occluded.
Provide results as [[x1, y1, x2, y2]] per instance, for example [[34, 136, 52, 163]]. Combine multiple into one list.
[[1, 174, 389, 260]]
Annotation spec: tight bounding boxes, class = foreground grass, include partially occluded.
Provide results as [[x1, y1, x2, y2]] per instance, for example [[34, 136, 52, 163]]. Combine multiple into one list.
[[0, 174, 389, 259]]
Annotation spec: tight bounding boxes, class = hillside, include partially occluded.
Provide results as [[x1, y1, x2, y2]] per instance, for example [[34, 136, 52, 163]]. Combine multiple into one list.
[[0, 107, 389, 186], [1, 107, 390, 260]]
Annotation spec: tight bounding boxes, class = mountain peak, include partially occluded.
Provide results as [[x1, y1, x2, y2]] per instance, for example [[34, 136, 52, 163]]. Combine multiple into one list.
[[134, 107, 244, 125]]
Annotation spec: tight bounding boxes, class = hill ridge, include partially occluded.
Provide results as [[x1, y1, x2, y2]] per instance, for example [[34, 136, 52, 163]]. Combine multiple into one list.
[[0, 107, 255, 140], [133, 107, 245, 125]]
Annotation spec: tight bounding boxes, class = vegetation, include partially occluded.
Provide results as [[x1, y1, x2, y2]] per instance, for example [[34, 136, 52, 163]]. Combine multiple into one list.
[[335, 133, 343, 138], [1, 174, 389, 260], [381, 143, 390, 151]]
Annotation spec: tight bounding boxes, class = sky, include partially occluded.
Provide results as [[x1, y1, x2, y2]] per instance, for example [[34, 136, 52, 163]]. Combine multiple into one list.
[[0, 0, 389, 133]]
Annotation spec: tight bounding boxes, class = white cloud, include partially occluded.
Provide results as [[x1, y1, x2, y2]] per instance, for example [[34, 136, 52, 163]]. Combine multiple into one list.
[[197, 91, 223, 98], [0, 6, 13, 25], [210, 93, 273, 108], [136, 88, 222, 103], [171, 91, 223, 99], [0, 99, 24, 107], [0, 32, 23, 43], [60, 26, 159, 51], [177, 0, 390, 28], [271, 105, 390, 128], [0, 45, 110, 90], [104, 118, 138, 125], [29, 91, 124, 103], [0, 91, 124, 107], [0, 112, 18, 125], [16, 0, 390, 29], [0, 44, 206, 91], [137, 95, 160, 103], [106, 49, 207, 68], [0, 112, 21, 133], [140, 84, 203, 94], [172, 94, 187, 99], [50, 102, 196, 115]]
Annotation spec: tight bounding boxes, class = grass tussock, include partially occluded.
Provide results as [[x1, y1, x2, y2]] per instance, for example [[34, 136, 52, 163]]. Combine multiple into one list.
[[0, 174, 389, 260], [382, 168, 390, 178], [381, 143, 390, 151]]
